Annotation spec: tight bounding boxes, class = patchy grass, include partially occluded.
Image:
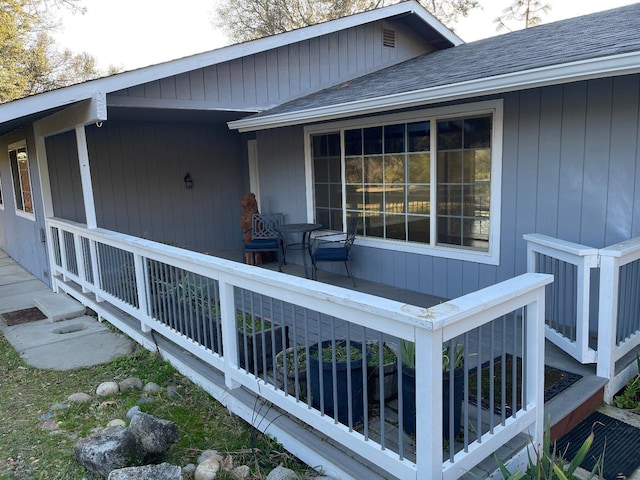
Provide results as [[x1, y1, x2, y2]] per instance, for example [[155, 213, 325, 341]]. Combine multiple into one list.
[[0, 333, 312, 479]]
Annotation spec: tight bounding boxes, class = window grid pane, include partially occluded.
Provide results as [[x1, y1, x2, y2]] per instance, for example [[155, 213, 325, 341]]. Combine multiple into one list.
[[312, 134, 343, 231], [311, 113, 491, 253], [9, 145, 34, 215], [436, 116, 491, 251]]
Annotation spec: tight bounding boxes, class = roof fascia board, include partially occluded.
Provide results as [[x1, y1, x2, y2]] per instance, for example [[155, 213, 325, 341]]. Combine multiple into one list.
[[107, 95, 261, 113], [1, 1, 458, 127], [229, 50, 640, 132], [33, 92, 107, 138]]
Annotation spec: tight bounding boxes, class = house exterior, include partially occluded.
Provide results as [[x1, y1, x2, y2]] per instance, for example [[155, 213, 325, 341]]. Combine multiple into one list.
[[1, 3, 639, 478]]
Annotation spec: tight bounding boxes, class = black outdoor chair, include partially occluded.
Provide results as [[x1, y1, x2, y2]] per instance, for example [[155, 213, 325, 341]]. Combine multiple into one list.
[[311, 217, 358, 286], [243, 213, 284, 270]]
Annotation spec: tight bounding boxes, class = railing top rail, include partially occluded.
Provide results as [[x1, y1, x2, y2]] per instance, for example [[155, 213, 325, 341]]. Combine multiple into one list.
[[524, 233, 599, 257], [600, 236, 640, 259], [48, 217, 551, 338], [425, 272, 553, 333]]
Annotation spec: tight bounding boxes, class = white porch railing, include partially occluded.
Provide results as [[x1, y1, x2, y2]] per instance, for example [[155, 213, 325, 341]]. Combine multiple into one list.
[[598, 237, 640, 399], [47, 218, 551, 480], [524, 233, 599, 364], [525, 233, 640, 403]]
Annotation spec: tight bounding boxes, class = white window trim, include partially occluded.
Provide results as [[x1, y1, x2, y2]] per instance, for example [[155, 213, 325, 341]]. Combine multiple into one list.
[[8, 140, 36, 221], [304, 99, 503, 265]]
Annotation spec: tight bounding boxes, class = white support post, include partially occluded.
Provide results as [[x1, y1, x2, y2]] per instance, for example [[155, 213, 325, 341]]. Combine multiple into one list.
[[525, 286, 546, 451], [415, 327, 443, 479], [597, 254, 619, 380], [219, 275, 240, 390], [134, 254, 151, 333], [75, 125, 98, 229]]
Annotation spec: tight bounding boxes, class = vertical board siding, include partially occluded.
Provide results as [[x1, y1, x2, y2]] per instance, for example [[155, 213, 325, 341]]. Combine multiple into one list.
[[256, 126, 306, 219], [46, 131, 85, 224], [109, 19, 432, 111], [47, 120, 246, 254]]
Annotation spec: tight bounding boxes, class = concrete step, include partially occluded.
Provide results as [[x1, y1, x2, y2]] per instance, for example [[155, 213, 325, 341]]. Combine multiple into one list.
[[33, 292, 86, 322]]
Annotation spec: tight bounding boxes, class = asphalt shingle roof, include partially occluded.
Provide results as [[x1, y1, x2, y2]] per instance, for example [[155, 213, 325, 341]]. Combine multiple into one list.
[[253, 3, 640, 119]]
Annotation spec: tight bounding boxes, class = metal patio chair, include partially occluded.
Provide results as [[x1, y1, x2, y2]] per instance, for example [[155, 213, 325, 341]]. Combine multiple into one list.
[[243, 213, 284, 270], [311, 217, 358, 287]]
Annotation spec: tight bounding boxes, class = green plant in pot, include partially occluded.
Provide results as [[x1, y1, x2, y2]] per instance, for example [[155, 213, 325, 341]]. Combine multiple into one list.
[[276, 345, 308, 398], [309, 340, 371, 425], [236, 311, 286, 374], [401, 339, 464, 439], [367, 342, 398, 403]]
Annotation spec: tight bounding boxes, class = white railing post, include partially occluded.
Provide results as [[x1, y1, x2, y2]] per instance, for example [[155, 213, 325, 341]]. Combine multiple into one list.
[[597, 253, 619, 380], [133, 254, 151, 333], [526, 285, 546, 451], [47, 224, 60, 292], [219, 275, 240, 390], [89, 239, 104, 303], [73, 232, 90, 293], [415, 327, 443, 479]]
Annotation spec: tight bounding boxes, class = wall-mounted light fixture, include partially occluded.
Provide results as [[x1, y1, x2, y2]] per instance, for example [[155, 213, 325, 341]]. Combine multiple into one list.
[[184, 172, 193, 189]]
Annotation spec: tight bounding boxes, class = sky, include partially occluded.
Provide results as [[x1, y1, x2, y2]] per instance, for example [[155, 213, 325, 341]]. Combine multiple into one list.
[[52, 0, 640, 72]]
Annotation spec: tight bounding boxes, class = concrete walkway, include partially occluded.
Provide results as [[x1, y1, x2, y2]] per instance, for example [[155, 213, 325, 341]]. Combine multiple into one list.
[[0, 250, 134, 370]]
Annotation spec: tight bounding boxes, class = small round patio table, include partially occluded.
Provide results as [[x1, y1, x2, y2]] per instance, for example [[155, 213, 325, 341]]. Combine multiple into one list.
[[275, 223, 322, 278]]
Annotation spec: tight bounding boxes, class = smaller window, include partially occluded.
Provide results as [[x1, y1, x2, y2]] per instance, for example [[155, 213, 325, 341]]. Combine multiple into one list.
[[9, 141, 35, 219]]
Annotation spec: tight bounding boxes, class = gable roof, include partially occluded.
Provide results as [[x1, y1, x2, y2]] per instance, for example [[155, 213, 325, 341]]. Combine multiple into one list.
[[229, 3, 640, 132], [0, 1, 461, 137]]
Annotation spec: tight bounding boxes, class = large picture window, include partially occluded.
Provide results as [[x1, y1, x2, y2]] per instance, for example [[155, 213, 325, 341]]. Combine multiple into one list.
[[9, 141, 35, 218], [309, 101, 502, 263]]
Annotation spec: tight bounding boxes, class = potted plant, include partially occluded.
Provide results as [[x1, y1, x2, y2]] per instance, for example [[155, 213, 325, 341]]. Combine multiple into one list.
[[309, 340, 371, 425], [400, 339, 464, 439], [236, 311, 286, 374], [275, 345, 308, 398], [367, 342, 398, 403]]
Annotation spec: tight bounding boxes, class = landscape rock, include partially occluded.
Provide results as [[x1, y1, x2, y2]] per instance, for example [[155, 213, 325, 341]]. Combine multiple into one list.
[[107, 462, 183, 479], [136, 397, 155, 405], [107, 419, 127, 427], [119, 377, 143, 392], [166, 385, 180, 398], [97, 381, 120, 397], [68, 392, 92, 403], [230, 465, 250, 479], [142, 382, 160, 393], [266, 466, 298, 480], [182, 463, 197, 477], [126, 406, 141, 419], [74, 425, 142, 478], [197, 450, 224, 464], [129, 412, 179, 458], [194, 457, 220, 480], [50, 402, 69, 411]]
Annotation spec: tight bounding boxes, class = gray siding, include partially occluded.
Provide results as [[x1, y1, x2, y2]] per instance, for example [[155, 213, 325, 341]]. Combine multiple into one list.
[[257, 74, 640, 301], [0, 127, 51, 284], [47, 120, 248, 253], [109, 19, 434, 111]]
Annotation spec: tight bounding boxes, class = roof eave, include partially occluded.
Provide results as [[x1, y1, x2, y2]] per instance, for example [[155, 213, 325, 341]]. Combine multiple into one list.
[[229, 50, 640, 132]]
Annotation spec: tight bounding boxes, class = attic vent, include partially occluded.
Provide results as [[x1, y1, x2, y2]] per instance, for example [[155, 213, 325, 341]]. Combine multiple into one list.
[[382, 28, 396, 48]]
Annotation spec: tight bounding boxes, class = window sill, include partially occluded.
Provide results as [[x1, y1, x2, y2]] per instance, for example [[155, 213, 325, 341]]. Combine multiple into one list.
[[353, 236, 500, 265]]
